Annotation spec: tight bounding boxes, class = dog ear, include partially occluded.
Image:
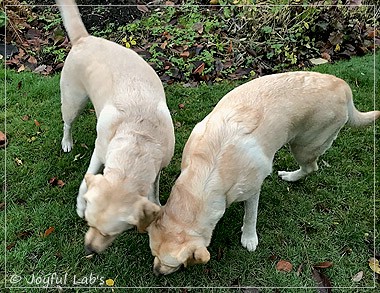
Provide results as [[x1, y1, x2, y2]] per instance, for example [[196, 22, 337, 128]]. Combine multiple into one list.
[[136, 197, 161, 233], [186, 246, 210, 266], [85, 173, 108, 189], [193, 246, 210, 264], [84, 173, 97, 188]]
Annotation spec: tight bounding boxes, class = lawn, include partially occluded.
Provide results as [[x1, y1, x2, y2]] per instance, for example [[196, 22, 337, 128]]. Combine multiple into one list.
[[1, 53, 379, 291]]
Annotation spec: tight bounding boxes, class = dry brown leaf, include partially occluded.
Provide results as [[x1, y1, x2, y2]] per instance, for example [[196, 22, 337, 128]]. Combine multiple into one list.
[[34, 119, 40, 127], [44, 226, 55, 237], [193, 62, 205, 74], [137, 4, 149, 13], [28, 55, 37, 64], [296, 262, 304, 276], [6, 242, 16, 251], [314, 261, 333, 269], [57, 180, 65, 188], [276, 260, 293, 272], [312, 268, 332, 293], [180, 51, 190, 58], [17, 64, 25, 72], [193, 22, 204, 34], [161, 41, 168, 50], [227, 40, 233, 54]]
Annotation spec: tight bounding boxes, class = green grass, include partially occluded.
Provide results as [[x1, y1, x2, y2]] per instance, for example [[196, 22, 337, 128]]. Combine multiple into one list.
[[1, 53, 379, 291]]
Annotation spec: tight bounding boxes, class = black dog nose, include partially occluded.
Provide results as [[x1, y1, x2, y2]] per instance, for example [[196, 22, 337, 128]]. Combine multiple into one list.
[[153, 266, 162, 277], [84, 245, 97, 257]]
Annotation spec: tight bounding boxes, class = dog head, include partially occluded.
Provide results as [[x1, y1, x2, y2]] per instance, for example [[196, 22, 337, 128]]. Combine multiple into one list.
[[83, 173, 160, 254], [147, 214, 210, 276]]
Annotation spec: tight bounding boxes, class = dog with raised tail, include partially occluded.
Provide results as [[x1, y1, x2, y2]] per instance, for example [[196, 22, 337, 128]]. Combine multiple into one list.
[[56, 0, 174, 254], [146, 71, 379, 275]]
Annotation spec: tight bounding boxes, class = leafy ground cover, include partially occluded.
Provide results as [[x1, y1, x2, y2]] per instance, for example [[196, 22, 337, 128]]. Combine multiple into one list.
[[2, 1, 378, 84], [1, 49, 379, 290]]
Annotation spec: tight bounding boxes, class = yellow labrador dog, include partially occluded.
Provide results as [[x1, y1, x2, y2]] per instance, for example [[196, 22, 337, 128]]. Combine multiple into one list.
[[147, 71, 379, 275], [56, 0, 174, 254]]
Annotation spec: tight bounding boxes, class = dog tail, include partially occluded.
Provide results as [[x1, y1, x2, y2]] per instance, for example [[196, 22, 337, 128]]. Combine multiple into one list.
[[346, 87, 380, 127], [56, 0, 89, 45]]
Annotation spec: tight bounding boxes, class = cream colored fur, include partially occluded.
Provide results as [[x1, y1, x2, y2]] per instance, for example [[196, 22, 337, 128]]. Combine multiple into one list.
[[147, 71, 380, 275], [56, 0, 174, 254]]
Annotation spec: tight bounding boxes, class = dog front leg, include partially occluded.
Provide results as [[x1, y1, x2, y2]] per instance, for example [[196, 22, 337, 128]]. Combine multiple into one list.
[[241, 193, 260, 251], [77, 150, 103, 218]]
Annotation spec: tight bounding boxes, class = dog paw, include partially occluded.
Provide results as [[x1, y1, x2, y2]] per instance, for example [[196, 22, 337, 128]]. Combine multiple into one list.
[[278, 170, 302, 182], [61, 138, 73, 153], [241, 233, 258, 252]]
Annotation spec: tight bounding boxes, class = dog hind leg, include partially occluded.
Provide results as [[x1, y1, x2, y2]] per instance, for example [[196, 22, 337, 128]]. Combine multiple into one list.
[[60, 74, 88, 152], [241, 193, 260, 251], [278, 126, 343, 182]]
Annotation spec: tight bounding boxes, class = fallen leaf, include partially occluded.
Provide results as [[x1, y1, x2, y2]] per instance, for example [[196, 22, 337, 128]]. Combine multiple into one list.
[[105, 278, 115, 286], [17, 230, 33, 239], [15, 158, 23, 166], [369, 257, 380, 274], [348, 0, 362, 5], [351, 271, 363, 282], [0, 131, 7, 148], [296, 262, 304, 276], [321, 52, 331, 61], [276, 260, 293, 272], [309, 58, 329, 65], [34, 64, 47, 73], [34, 119, 40, 127], [57, 180, 65, 188], [227, 40, 233, 54], [27, 136, 37, 143], [314, 261, 333, 269], [44, 226, 55, 237], [193, 62, 205, 74], [6, 242, 16, 250], [178, 103, 185, 109], [312, 268, 333, 293], [193, 22, 204, 34], [17, 64, 25, 72], [28, 55, 37, 64], [180, 51, 190, 58], [137, 4, 149, 13], [210, 0, 219, 4], [161, 41, 168, 50]]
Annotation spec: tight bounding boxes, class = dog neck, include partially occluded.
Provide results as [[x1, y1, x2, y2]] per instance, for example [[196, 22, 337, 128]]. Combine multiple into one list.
[[162, 168, 227, 246], [103, 130, 161, 187]]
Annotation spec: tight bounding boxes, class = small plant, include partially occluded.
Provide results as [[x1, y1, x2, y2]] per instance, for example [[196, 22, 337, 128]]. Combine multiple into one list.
[[0, 10, 7, 28]]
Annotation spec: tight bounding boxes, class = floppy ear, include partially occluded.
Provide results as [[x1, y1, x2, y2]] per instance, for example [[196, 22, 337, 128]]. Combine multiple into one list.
[[85, 173, 107, 189], [186, 246, 210, 266], [84, 173, 96, 188], [136, 197, 161, 233]]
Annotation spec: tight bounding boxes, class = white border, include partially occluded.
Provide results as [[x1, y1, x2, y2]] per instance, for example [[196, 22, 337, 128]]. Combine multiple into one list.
[[3, 2, 378, 290]]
